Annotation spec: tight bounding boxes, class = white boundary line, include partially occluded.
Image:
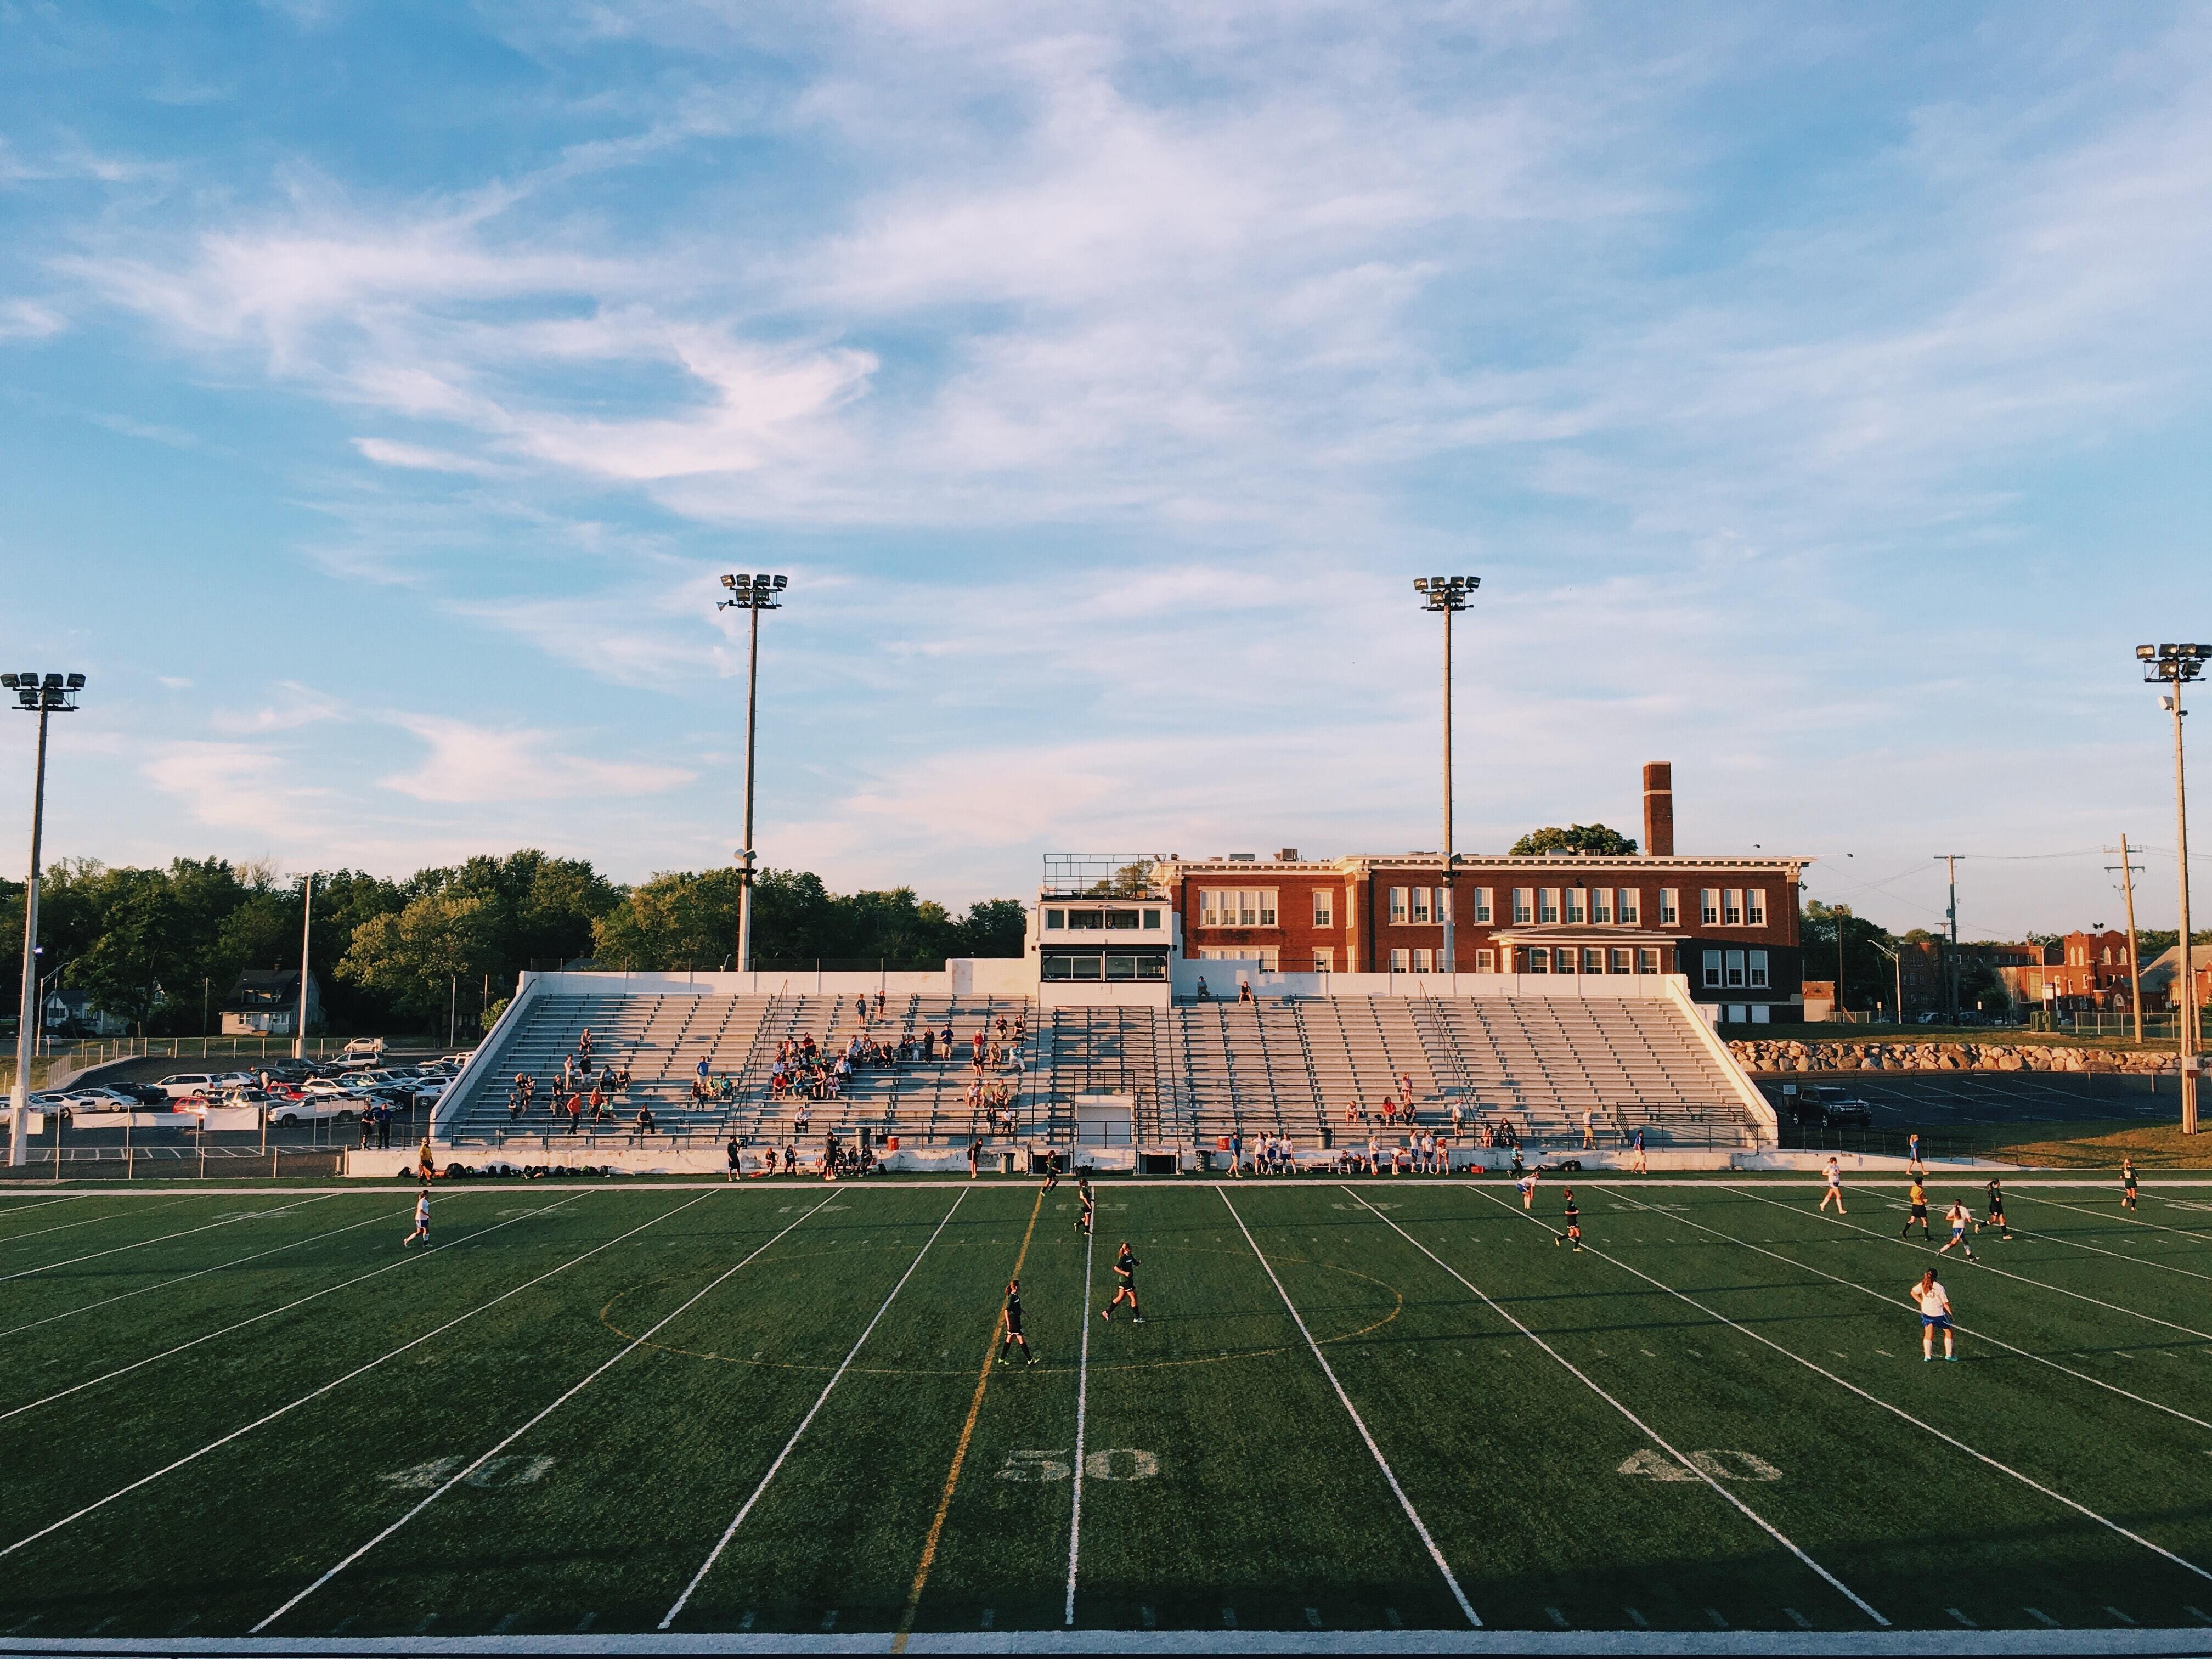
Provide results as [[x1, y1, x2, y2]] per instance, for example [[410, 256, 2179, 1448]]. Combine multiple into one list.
[[0, 1198, 407, 1341], [660, 1187, 972, 1630], [1468, 1186, 2212, 1590], [256, 1189, 840, 1631], [1220, 1186, 1481, 1629], [1066, 1217, 1094, 1627], [0, 1193, 95, 1222], [0, 1194, 337, 1283], [0, 1195, 193, 1248], [0, 1189, 703, 1564], [1724, 1186, 2212, 1344], [1604, 1188, 2212, 1434], [1344, 1187, 1887, 1627], [0, 1195, 577, 1425]]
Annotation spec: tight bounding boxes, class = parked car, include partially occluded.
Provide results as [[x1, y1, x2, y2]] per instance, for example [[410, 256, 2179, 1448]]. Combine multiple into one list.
[[1824, 1096, 1874, 1127], [155, 1073, 227, 1101], [57, 1088, 146, 1121], [266, 1094, 363, 1126]]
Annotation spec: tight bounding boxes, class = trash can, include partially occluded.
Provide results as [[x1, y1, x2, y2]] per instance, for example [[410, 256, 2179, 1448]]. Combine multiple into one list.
[[999, 1150, 1019, 1175]]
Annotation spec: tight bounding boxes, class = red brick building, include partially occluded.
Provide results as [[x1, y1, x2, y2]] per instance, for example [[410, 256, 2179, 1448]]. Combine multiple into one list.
[[1159, 763, 1810, 1021]]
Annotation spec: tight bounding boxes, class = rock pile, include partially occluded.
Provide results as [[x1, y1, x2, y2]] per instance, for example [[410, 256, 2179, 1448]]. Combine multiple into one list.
[[1727, 1039, 2172, 1075]]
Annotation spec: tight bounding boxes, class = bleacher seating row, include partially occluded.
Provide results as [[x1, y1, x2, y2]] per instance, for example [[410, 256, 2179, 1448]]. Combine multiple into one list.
[[439, 987, 1764, 1150]]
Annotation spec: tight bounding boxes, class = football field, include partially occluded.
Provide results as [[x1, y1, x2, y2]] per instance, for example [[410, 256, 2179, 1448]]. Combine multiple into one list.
[[5, 1172, 2212, 1649]]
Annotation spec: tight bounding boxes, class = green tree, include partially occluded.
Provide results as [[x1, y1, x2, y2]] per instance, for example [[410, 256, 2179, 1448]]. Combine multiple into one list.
[[69, 868, 190, 1035], [338, 891, 499, 1025], [592, 870, 749, 970], [1509, 824, 1639, 856], [1799, 901, 1899, 1015], [956, 899, 1029, 958]]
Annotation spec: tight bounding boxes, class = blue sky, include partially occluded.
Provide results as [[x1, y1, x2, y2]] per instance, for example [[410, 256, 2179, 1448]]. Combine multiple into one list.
[[2, 2, 2208, 939]]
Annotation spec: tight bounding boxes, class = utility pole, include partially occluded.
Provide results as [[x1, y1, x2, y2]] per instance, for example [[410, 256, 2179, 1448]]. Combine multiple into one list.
[[1870, 938, 1902, 1027], [1413, 576, 1479, 973], [2109, 836, 2146, 1047], [294, 872, 315, 1060], [1836, 909, 1847, 1019], [1934, 854, 1964, 1024], [2137, 643, 2204, 1133]]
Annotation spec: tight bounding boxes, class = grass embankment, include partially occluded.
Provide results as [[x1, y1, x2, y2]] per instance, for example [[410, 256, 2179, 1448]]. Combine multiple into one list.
[[1974, 1118, 2212, 1169]]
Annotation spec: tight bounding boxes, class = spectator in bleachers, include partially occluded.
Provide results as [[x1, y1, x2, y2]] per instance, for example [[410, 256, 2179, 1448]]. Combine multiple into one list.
[[578, 1028, 593, 1062], [1196, 975, 1210, 1000], [1239, 981, 1254, 1002], [630, 1106, 656, 1144], [921, 1028, 936, 1063], [1582, 1109, 1595, 1150], [875, 989, 887, 1019]]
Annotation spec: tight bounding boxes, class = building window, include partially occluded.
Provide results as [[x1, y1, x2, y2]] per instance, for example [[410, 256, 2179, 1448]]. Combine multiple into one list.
[[1702, 949, 1722, 988], [1750, 1003, 1771, 1024], [1638, 947, 1662, 974], [1609, 947, 1631, 974], [1389, 887, 1409, 924], [1538, 888, 1560, 924], [1434, 886, 1451, 922], [1199, 946, 1277, 969], [1701, 889, 1720, 926], [1583, 947, 1604, 974], [1476, 949, 1496, 972], [1390, 948, 1410, 973], [1199, 889, 1276, 928], [1410, 888, 1431, 924], [1746, 889, 1767, 927], [1474, 887, 1493, 924], [1564, 888, 1586, 924], [1725, 949, 1746, 988], [1512, 888, 1533, 924], [1723, 889, 1743, 926], [1748, 949, 1769, 989], [1044, 909, 1065, 930], [1143, 909, 1161, 929], [1413, 948, 1432, 972], [1554, 947, 1577, 975], [1590, 888, 1612, 923], [1618, 888, 1640, 925], [1313, 948, 1335, 973], [1312, 891, 1333, 928], [1528, 947, 1550, 974], [1659, 889, 1679, 926]]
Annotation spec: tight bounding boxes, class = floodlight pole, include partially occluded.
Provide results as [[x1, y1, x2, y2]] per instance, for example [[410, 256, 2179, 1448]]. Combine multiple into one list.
[[294, 873, 315, 1061], [2139, 643, 2205, 1134], [1414, 577, 1479, 974], [9, 675, 82, 1167], [719, 573, 787, 976]]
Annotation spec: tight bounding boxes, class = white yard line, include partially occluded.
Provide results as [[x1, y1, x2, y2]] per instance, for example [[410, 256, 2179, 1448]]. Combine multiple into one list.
[[0, 1199, 407, 1341], [1222, 1187, 1480, 1630], [660, 1187, 972, 1631], [255, 1190, 839, 1632], [0, 1196, 570, 1424], [1469, 1186, 2212, 1591], [1066, 1219, 1096, 1628], [1870, 1193, 2212, 1288], [1725, 1186, 2212, 1343], [1605, 1188, 2212, 1435], [0, 1190, 698, 1564], [0, 1195, 192, 1248], [1347, 1187, 1886, 1627], [0, 1193, 94, 1221], [2013, 1188, 2212, 1248], [0, 1194, 337, 1283]]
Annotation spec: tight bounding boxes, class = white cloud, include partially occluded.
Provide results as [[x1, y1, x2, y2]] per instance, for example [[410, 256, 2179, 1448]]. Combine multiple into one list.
[[379, 713, 696, 803], [0, 300, 66, 341], [210, 684, 343, 734]]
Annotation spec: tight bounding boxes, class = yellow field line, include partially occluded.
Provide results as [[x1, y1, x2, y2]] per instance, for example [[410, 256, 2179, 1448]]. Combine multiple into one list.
[[891, 1186, 1045, 1650]]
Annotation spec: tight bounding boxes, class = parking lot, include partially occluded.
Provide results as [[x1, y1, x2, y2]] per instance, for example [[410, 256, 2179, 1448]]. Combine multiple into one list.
[[1758, 1068, 2176, 1129]]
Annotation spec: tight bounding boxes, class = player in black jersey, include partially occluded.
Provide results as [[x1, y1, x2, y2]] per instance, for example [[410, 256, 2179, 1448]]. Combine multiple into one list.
[[1553, 1188, 1583, 1251], [998, 1277, 1038, 1365], [1981, 1177, 2011, 1239], [1101, 1242, 1143, 1322], [1041, 1154, 1062, 1193], [2123, 1157, 2140, 1212], [1075, 1176, 1094, 1237]]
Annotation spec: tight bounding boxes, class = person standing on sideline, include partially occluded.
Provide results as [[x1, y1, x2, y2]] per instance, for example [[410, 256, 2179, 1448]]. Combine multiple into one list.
[[416, 1137, 436, 1182], [403, 1187, 431, 1248], [1819, 1156, 1846, 1215], [2123, 1156, 2140, 1211], [1907, 1131, 1923, 1175], [1631, 1126, 1647, 1175], [1230, 1130, 1244, 1178], [967, 1139, 979, 1180], [1900, 1177, 1932, 1240], [1910, 1268, 1956, 1362], [1937, 1199, 1977, 1260], [726, 1137, 742, 1182], [1581, 1109, 1595, 1151]]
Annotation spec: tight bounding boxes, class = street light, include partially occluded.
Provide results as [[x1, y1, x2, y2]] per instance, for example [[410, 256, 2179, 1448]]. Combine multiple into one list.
[[719, 573, 788, 975], [1413, 578, 1479, 973], [4, 671, 84, 1166], [295, 871, 323, 1061], [2139, 642, 2207, 1132], [1868, 938, 1903, 1028]]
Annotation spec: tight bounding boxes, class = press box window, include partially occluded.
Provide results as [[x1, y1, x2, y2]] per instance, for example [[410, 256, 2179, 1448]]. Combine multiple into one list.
[[1068, 910, 1105, 929], [1143, 910, 1161, 929], [1044, 909, 1065, 930]]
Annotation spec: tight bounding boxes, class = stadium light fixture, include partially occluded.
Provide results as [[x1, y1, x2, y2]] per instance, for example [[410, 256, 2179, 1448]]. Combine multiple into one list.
[[9, 670, 84, 1166], [1412, 575, 1481, 974], [2140, 639, 2207, 1134], [718, 572, 790, 975]]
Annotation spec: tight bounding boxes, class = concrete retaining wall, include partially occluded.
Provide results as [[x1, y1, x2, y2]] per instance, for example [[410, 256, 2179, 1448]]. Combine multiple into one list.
[[1730, 1039, 2173, 1075]]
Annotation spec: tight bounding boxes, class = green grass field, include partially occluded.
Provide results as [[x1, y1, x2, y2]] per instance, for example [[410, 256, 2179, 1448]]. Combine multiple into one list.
[[5, 1172, 2212, 1646]]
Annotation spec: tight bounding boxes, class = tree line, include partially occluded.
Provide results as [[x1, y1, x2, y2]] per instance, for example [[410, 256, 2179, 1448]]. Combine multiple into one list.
[[0, 853, 1028, 1038]]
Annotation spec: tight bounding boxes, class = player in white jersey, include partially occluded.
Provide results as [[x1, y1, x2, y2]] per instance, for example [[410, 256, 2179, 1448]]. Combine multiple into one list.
[[1819, 1157, 1846, 1215], [1517, 1170, 1539, 1210], [1937, 1199, 1977, 1260], [403, 1188, 431, 1247], [1910, 1268, 1955, 1361]]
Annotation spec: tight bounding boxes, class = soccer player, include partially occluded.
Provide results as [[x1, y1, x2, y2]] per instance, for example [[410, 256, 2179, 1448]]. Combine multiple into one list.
[[1517, 1168, 1540, 1210], [1554, 1188, 1583, 1251], [998, 1277, 1038, 1366], [403, 1187, 431, 1248], [1819, 1156, 1846, 1215], [1900, 1177, 1931, 1241], [726, 1137, 742, 1182], [1075, 1176, 1094, 1238], [1937, 1199, 1977, 1260], [1981, 1177, 2011, 1239], [1910, 1268, 1956, 1362], [1101, 1242, 1143, 1322], [1041, 1154, 1061, 1193], [2123, 1156, 2140, 1212], [1907, 1131, 1923, 1175]]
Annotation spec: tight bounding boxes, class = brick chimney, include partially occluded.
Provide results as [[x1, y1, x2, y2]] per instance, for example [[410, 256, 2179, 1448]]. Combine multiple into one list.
[[1641, 761, 1674, 856]]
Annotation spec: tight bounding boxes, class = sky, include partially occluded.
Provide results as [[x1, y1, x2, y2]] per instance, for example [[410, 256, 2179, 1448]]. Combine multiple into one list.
[[1, 1, 2209, 940]]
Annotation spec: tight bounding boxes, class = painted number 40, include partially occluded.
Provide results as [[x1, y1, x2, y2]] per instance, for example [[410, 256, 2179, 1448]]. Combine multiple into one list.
[[998, 1449, 1159, 1481], [1618, 1448, 1780, 1482]]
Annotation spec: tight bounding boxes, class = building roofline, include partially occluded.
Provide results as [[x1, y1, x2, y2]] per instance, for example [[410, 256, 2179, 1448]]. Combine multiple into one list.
[[1158, 854, 1813, 874]]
